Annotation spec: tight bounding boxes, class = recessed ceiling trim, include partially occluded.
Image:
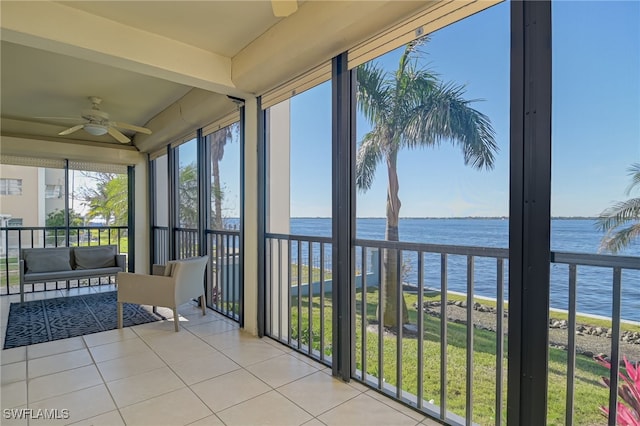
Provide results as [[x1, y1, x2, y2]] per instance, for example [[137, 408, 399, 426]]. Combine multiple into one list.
[[202, 112, 241, 137], [0, 135, 142, 166], [0, 155, 65, 169], [261, 61, 332, 110]]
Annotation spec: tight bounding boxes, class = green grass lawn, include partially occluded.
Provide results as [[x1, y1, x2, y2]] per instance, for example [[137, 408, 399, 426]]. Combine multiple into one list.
[[289, 288, 611, 425]]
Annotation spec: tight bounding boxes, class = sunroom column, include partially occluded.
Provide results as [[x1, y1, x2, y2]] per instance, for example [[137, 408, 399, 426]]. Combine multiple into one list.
[[265, 100, 291, 341], [134, 158, 149, 274], [243, 96, 260, 335]]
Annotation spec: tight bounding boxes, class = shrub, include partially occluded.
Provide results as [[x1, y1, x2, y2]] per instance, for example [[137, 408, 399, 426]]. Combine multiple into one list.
[[596, 355, 640, 425]]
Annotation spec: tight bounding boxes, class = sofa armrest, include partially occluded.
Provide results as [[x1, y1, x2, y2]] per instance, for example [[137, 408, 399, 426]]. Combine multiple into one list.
[[19, 260, 26, 302], [115, 254, 126, 271]]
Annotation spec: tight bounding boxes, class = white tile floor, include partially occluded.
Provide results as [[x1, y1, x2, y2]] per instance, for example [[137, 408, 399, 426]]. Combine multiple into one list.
[[0, 286, 441, 426]]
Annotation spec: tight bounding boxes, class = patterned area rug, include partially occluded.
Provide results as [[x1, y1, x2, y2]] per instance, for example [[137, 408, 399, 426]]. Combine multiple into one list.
[[3, 291, 166, 349]]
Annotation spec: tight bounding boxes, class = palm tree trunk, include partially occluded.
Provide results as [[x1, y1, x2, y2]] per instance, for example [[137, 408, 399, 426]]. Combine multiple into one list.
[[381, 151, 409, 327], [212, 158, 222, 229]]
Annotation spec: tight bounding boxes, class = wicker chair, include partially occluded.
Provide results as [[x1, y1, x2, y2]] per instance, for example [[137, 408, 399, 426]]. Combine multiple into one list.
[[116, 256, 208, 332]]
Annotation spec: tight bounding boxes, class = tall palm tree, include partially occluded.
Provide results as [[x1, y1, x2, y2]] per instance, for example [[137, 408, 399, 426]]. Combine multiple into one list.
[[178, 163, 198, 228], [210, 125, 234, 230], [597, 163, 640, 253], [356, 38, 498, 328]]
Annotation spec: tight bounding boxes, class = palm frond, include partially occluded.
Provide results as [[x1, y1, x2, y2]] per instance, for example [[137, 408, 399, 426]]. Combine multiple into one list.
[[596, 198, 640, 231], [401, 80, 498, 170], [625, 163, 640, 195], [599, 222, 640, 254], [356, 63, 391, 126], [355, 130, 384, 191]]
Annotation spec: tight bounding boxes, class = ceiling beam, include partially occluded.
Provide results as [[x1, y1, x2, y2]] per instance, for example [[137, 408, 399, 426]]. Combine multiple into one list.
[[0, 135, 142, 165], [233, 0, 432, 95], [0, 1, 246, 97]]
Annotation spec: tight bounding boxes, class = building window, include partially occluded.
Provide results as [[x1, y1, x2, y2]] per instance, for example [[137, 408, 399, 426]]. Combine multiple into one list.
[[45, 184, 62, 198], [0, 178, 22, 195], [7, 218, 23, 227]]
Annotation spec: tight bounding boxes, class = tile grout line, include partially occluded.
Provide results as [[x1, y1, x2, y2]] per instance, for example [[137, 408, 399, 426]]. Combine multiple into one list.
[[82, 330, 129, 426]]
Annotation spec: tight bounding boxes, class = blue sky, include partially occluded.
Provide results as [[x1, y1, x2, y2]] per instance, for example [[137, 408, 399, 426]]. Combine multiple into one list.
[[211, 1, 639, 219], [285, 0, 639, 218]]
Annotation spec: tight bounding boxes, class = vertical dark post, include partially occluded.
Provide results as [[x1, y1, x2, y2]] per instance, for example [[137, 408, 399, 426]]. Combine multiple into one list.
[[148, 155, 156, 269], [239, 104, 246, 327], [127, 165, 135, 272], [198, 128, 210, 257], [168, 145, 177, 261], [507, 1, 552, 425], [64, 159, 70, 247], [257, 97, 266, 336], [332, 52, 353, 381]]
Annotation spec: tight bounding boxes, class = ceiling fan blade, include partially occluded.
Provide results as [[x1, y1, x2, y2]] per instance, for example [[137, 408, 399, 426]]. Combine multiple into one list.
[[58, 124, 84, 136], [107, 127, 131, 144], [271, 0, 297, 17], [111, 121, 152, 135], [36, 116, 82, 121]]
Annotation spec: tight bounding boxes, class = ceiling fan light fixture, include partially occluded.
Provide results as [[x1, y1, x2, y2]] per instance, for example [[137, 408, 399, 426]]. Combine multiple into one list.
[[84, 123, 108, 136]]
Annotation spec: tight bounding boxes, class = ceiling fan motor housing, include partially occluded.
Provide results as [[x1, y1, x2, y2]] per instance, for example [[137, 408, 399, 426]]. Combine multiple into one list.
[[81, 108, 109, 124]]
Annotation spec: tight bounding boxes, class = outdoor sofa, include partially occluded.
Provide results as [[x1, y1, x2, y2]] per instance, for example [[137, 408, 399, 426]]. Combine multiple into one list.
[[19, 245, 125, 302]]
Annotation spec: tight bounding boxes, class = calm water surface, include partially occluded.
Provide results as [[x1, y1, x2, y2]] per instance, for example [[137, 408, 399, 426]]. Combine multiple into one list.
[[286, 218, 640, 321]]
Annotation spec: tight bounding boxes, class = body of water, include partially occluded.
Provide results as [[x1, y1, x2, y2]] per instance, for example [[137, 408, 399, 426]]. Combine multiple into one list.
[[286, 218, 640, 321]]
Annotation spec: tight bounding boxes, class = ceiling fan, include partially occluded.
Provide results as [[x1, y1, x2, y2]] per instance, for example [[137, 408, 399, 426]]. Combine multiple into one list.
[[271, 0, 297, 17], [55, 96, 152, 143]]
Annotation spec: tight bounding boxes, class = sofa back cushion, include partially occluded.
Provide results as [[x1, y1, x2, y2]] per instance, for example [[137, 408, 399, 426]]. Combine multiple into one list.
[[74, 246, 117, 270], [23, 247, 72, 274]]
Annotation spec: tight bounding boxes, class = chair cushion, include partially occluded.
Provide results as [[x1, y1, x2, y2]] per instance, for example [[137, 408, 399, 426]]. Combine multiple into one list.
[[163, 260, 180, 277], [24, 248, 72, 273], [74, 246, 116, 269]]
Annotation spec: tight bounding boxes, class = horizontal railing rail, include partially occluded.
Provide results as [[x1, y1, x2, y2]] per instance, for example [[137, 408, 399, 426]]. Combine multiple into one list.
[[0, 225, 128, 296]]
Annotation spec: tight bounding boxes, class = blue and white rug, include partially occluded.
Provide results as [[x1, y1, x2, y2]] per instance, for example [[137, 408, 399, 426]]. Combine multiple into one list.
[[3, 291, 165, 349]]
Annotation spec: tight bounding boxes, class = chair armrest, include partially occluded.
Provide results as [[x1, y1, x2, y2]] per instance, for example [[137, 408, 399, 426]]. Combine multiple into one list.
[[152, 264, 166, 276], [115, 254, 126, 271], [117, 272, 176, 307]]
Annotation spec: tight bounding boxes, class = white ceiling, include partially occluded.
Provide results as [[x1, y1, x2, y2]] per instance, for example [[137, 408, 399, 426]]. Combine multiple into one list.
[[58, 1, 283, 58], [1, 0, 285, 150], [0, 0, 452, 155]]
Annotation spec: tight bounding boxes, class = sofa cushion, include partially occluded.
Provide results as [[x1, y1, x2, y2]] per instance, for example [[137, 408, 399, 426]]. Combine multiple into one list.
[[23, 267, 124, 282], [24, 248, 72, 274], [74, 246, 116, 269]]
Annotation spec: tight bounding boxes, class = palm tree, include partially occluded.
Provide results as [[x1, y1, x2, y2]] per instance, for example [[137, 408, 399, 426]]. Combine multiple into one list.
[[356, 38, 498, 328], [78, 173, 128, 225], [178, 163, 198, 228], [597, 163, 640, 253], [210, 124, 236, 229]]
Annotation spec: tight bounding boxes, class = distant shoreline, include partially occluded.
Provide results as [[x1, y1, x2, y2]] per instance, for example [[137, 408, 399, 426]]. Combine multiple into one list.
[[289, 216, 599, 220]]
